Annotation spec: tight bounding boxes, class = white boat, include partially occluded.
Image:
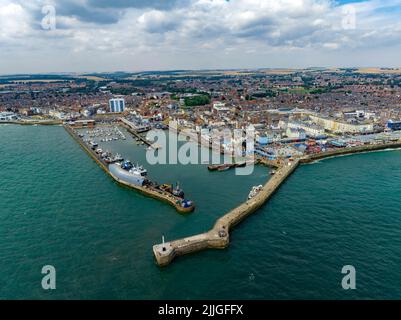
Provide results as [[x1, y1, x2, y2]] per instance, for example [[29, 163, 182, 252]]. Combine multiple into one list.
[[109, 161, 146, 186], [248, 185, 263, 200]]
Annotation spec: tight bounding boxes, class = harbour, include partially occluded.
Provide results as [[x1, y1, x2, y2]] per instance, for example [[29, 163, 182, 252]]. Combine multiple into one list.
[[153, 158, 300, 266], [153, 140, 401, 266], [63, 124, 195, 213], [2, 124, 401, 299]]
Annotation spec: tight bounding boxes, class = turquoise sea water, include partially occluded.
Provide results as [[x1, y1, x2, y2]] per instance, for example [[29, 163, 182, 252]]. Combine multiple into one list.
[[1, 125, 401, 299]]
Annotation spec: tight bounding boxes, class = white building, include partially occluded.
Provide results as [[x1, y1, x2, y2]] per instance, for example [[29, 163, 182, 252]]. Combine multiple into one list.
[[309, 115, 374, 134], [109, 98, 125, 113], [0, 112, 18, 121], [286, 127, 306, 140], [49, 109, 66, 119], [343, 110, 376, 120], [287, 120, 325, 138], [213, 102, 230, 112]]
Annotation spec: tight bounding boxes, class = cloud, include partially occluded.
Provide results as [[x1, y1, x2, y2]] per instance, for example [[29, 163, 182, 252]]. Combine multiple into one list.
[[0, 2, 32, 42], [1, 0, 401, 73]]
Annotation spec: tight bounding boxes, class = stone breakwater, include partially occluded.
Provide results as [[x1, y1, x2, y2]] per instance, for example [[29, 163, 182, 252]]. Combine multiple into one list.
[[153, 140, 401, 267], [300, 142, 401, 164], [153, 159, 300, 266]]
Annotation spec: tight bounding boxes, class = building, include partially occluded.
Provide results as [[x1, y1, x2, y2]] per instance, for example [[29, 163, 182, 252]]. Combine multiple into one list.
[[69, 120, 95, 128], [212, 102, 230, 113], [343, 110, 376, 120], [49, 109, 66, 119], [387, 120, 401, 131], [109, 98, 125, 113], [287, 120, 325, 138], [286, 127, 306, 140], [0, 112, 18, 121], [309, 115, 374, 134]]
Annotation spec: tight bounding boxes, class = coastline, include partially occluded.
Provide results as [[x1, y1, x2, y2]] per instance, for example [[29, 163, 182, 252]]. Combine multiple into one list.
[[153, 140, 401, 267]]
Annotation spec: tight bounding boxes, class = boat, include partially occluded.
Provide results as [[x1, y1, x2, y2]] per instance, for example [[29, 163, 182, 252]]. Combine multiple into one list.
[[217, 164, 231, 171], [248, 185, 263, 200], [109, 161, 147, 187], [159, 184, 173, 193], [111, 153, 123, 163], [89, 141, 98, 149], [207, 165, 219, 171], [180, 199, 194, 209], [172, 182, 185, 198], [270, 170, 276, 175], [235, 161, 247, 168], [134, 164, 148, 177]]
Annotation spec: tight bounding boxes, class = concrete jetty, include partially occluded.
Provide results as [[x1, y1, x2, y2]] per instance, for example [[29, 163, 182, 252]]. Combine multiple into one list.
[[119, 118, 155, 148], [300, 141, 401, 164], [153, 159, 300, 266]]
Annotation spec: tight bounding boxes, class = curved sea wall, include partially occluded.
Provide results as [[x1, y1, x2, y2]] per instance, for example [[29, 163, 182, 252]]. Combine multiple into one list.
[[153, 140, 401, 267], [300, 142, 401, 164], [153, 160, 300, 266]]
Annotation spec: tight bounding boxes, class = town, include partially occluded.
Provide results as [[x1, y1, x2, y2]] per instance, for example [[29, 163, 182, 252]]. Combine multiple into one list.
[[1, 68, 401, 162]]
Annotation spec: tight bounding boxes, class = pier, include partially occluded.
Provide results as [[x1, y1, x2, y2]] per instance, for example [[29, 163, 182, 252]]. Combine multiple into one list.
[[119, 118, 155, 149], [63, 125, 194, 214], [153, 140, 401, 267]]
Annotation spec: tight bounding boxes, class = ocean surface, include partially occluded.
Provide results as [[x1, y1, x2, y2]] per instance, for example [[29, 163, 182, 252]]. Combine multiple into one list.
[[1, 124, 401, 299]]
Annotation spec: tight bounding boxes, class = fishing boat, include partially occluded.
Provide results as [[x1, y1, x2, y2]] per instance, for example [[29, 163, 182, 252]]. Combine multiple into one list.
[[172, 182, 185, 198], [217, 164, 231, 171]]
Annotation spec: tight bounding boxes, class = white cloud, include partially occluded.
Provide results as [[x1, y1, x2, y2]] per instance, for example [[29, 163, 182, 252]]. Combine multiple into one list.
[[1, 0, 401, 73], [0, 2, 31, 42]]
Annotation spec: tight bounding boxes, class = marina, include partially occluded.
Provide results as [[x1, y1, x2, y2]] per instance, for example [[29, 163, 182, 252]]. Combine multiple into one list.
[[64, 124, 195, 213]]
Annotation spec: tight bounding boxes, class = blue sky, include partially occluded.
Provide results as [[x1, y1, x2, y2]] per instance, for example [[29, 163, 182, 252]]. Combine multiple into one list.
[[0, 0, 401, 73]]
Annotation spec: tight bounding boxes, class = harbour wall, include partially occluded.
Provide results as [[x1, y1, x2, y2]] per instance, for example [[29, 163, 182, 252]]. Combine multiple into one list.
[[300, 141, 401, 164], [153, 159, 300, 266], [153, 140, 401, 267], [63, 125, 194, 214], [0, 120, 62, 125]]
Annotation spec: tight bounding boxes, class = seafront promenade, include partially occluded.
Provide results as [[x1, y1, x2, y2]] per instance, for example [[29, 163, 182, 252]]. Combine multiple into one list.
[[0, 119, 63, 125], [153, 140, 401, 266]]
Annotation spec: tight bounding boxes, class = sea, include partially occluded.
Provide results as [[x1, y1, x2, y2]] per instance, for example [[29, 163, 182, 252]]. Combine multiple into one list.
[[1, 124, 401, 299]]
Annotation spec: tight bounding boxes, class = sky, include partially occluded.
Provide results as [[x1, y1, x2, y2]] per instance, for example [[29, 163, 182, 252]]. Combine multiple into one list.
[[1, 0, 401, 74]]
